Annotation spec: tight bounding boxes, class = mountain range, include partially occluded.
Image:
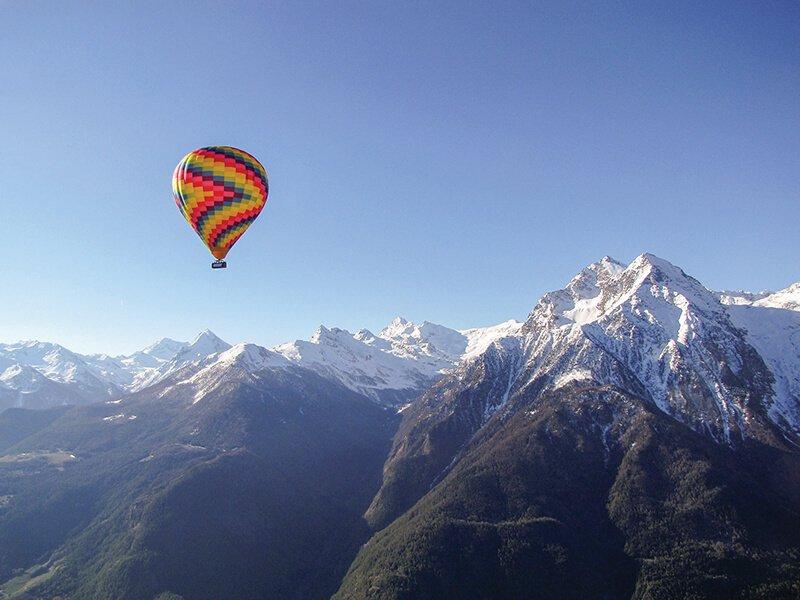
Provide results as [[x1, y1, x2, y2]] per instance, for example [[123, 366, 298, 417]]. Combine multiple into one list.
[[0, 253, 798, 599], [0, 317, 522, 411]]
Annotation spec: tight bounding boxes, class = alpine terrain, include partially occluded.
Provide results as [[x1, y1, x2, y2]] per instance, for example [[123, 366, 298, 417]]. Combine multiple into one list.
[[1, 253, 799, 599]]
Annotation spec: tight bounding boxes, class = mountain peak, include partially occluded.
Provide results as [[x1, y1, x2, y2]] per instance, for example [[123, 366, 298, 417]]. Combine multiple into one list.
[[516, 252, 800, 444], [216, 343, 287, 371], [169, 330, 231, 363], [310, 325, 336, 344], [0, 363, 46, 389], [599, 255, 623, 267], [187, 329, 228, 349], [140, 337, 187, 361], [379, 317, 411, 338], [564, 256, 625, 297], [529, 253, 719, 330], [586, 255, 625, 277], [754, 281, 800, 311], [192, 329, 221, 342], [627, 252, 686, 279]]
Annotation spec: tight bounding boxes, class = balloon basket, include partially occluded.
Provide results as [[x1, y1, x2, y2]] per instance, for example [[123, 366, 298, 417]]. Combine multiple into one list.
[[211, 260, 227, 269]]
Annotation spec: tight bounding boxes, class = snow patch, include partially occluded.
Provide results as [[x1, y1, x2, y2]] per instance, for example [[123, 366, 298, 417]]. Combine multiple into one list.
[[554, 369, 593, 389]]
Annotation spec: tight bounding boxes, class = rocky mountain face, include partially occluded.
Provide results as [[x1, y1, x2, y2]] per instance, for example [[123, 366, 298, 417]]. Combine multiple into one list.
[[339, 380, 800, 598], [371, 254, 799, 517], [366, 255, 800, 530], [340, 254, 800, 599], [0, 253, 798, 599]]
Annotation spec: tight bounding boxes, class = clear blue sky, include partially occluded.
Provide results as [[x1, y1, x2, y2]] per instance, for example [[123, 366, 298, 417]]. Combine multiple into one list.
[[1, 1, 798, 354]]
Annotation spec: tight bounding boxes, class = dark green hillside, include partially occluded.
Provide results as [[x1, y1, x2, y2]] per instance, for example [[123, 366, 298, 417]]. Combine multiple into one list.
[[0, 406, 71, 453], [365, 345, 524, 530], [0, 368, 398, 600], [336, 385, 800, 599]]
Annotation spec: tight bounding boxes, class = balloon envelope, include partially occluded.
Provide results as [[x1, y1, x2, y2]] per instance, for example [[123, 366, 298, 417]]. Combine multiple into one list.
[[172, 146, 269, 260]]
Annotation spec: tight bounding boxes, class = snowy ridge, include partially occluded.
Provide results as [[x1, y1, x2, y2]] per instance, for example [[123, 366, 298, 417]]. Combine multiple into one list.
[[719, 282, 800, 312], [477, 253, 800, 444], [754, 283, 800, 312], [179, 343, 289, 403], [0, 341, 121, 406], [459, 320, 524, 362], [133, 330, 231, 391], [270, 325, 442, 401], [726, 304, 800, 432], [175, 318, 525, 405], [0, 316, 523, 409], [0, 363, 84, 409], [1, 253, 797, 441], [0, 333, 210, 409], [140, 338, 188, 361], [718, 290, 771, 306]]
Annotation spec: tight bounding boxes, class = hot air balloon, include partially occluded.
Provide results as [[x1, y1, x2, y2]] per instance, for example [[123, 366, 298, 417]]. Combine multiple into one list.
[[172, 146, 269, 269]]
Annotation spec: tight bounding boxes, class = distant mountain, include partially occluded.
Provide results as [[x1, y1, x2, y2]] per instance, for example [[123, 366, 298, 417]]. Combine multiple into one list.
[[139, 337, 189, 362], [263, 319, 522, 404], [758, 282, 800, 311], [133, 319, 524, 408], [132, 330, 232, 391], [0, 317, 521, 411], [0, 342, 123, 409], [720, 282, 800, 312], [0, 364, 85, 410]]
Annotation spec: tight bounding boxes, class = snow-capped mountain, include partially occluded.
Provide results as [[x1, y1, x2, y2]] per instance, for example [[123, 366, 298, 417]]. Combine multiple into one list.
[[132, 330, 232, 391], [717, 290, 771, 306], [514, 253, 800, 442], [721, 282, 800, 312], [0, 335, 201, 409], [715, 283, 800, 432], [374, 317, 524, 367], [363, 253, 800, 537], [1, 254, 797, 436], [175, 330, 231, 362], [180, 319, 524, 405], [0, 317, 522, 410], [758, 282, 800, 311], [139, 338, 189, 362], [0, 341, 122, 408], [386, 254, 799, 453], [0, 363, 85, 409]]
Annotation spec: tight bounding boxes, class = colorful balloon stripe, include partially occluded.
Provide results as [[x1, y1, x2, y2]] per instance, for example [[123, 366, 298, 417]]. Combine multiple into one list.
[[172, 146, 268, 260], [215, 217, 257, 251], [209, 210, 260, 248]]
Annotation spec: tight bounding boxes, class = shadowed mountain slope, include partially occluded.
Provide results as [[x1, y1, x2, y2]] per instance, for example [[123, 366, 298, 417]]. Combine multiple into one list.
[[0, 366, 398, 600]]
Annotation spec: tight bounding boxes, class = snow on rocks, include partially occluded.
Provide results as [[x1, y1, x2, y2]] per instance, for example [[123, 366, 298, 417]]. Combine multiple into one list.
[[503, 254, 800, 443], [1, 252, 797, 444]]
